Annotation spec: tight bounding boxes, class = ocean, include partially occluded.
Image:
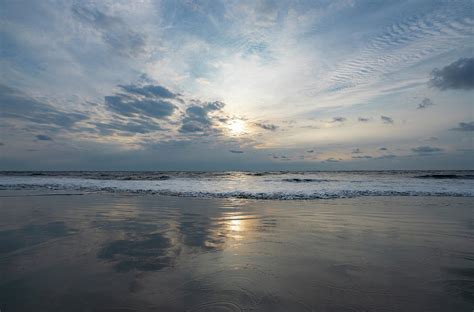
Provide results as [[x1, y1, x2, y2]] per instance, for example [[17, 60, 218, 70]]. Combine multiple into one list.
[[1, 171, 473, 311], [1, 170, 473, 199]]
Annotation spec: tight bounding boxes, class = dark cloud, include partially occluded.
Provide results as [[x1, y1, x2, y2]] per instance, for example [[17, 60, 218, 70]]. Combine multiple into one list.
[[417, 98, 434, 109], [358, 117, 370, 122], [72, 3, 146, 57], [179, 101, 225, 133], [101, 85, 225, 135], [0, 84, 88, 129], [381, 115, 394, 124], [430, 57, 474, 90], [376, 154, 397, 159], [300, 125, 319, 129], [352, 148, 362, 154], [104, 83, 179, 120], [332, 117, 346, 123], [306, 150, 314, 153], [184, 106, 212, 125], [229, 150, 244, 154], [379, 147, 388, 151], [35, 134, 53, 141], [205, 101, 225, 111], [179, 123, 206, 133], [451, 121, 474, 132], [412, 146, 444, 154], [0, 143, 5, 146], [119, 84, 177, 99], [271, 154, 289, 160], [352, 155, 372, 159], [105, 95, 175, 119], [92, 119, 163, 135], [255, 123, 278, 131]]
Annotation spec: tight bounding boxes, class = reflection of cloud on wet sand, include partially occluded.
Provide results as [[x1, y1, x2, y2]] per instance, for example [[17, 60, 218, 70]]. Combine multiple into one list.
[[2, 193, 473, 311], [0, 222, 77, 254], [98, 233, 175, 272], [96, 202, 265, 272], [441, 266, 474, 303]]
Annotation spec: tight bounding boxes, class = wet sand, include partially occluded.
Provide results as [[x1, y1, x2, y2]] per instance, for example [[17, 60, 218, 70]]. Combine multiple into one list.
[[0, 190, 473, 311]]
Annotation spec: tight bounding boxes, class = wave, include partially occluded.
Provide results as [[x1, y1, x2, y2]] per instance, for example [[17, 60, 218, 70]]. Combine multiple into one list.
[[282, 178, 331, 183], [1, 183, 472, 200], [414, 174, 474, 180]]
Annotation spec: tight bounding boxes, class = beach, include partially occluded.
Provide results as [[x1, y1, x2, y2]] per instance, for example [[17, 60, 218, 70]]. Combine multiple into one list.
[[2, 0, 473, 310], [1, 190, 472, 311]]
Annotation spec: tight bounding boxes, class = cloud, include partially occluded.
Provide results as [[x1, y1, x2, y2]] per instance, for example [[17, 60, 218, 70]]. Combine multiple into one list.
[[179, 123, 206, 133], [98, 83, 228, 136], [104, 84, 179, 119], [271, 154, 289, 160], [0, 84, 88, 129], [35, 134, 53, 141], [119, 84, 177, 99], [206, 101, 225, 111], [332, 117, 346, 123], [255, 123, 278, 131], [352, 155, 372, 159], [451, 121, 474, 132], [430, 58, 474, 90], [179, 101, 225, 133], [105, 95, 176, 119], [325, 157, 340, 163], [381, 115, 394, 124], [376, 154, 397, 159], [411, 146, 444, 154], [92, 120, 163, 135], [379, 147, 388, 151], [229, 150, 244, 154], [300, 125, 319, 129], [306, 150, 314, 153], [312, 2, 474, 99], [72, 3, 146, 57], [352, 148, 362, 154], [1, 1, 473, 171], [417, 98, 434, 109]]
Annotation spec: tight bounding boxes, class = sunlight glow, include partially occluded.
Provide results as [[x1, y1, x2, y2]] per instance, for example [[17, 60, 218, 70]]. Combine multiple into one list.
[[227, 119, 246, 136], [229, 218, 241, 232]]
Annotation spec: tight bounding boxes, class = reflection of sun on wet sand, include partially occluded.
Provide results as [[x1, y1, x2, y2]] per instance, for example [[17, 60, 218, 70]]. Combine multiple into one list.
[[0, 191, 473, 311], [223, 213, 258, 239]]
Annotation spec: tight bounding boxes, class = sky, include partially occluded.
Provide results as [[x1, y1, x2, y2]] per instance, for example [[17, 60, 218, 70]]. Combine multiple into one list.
[[0, 0, 473, 170]]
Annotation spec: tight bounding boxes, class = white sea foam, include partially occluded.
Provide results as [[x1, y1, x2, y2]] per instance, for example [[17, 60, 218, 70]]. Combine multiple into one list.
[[1, 171, 473, 199]]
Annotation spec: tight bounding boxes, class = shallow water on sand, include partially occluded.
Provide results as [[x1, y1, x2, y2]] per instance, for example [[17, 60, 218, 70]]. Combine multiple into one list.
[[0, 191, 473, 311]]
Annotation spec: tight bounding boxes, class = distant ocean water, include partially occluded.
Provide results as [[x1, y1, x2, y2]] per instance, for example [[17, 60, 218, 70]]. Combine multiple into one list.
[[0, 171, 473, 200]]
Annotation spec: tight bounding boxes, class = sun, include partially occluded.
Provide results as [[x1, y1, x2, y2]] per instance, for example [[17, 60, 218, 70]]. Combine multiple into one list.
[[228, 119, 246, 135]]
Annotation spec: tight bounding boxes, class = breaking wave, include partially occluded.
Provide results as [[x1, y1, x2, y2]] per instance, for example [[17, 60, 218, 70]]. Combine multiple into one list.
[[1, 182, 472, 200], [281, 178, 332, 183], [414, 174, 474, 180], [1, 170, 473, 200]]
